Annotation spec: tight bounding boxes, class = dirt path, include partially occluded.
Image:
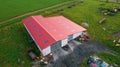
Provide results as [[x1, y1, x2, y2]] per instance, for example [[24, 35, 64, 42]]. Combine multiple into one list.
[[0, 1, 74, 25]]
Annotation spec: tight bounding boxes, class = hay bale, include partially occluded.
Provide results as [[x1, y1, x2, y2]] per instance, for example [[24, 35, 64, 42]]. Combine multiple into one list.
[[112, 8, 118, 13], [115, 44, 120, 47], [118, 39, 120, 43], [99, 18, 106, 24], [113, 39, 120, 47], [102, 27, 107, 31], [104, 12, 109, 15], [81, 22, 89, 27]]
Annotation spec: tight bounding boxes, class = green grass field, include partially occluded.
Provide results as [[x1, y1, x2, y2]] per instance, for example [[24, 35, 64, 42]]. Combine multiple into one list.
[[62, 0, 120, 53], [0, 0, 69, 21], [0, 0, 120, 67], [0, 23, 30, 67]]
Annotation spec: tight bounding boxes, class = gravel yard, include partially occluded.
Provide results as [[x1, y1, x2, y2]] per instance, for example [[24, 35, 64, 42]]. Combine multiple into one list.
[[47, 40, 113, 67]]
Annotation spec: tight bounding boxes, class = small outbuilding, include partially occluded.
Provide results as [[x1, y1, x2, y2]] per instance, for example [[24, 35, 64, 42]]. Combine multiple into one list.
[[22, 15, 86, 56]]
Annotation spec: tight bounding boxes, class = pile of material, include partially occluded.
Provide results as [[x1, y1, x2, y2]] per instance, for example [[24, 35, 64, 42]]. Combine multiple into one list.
[[78, 32, 90, 42], [113, 39, 120, 47], [99, 7, 120, 16], [81, 22, 89, 27], [99, 18, 106, 24], [32, 53, 53, 67]]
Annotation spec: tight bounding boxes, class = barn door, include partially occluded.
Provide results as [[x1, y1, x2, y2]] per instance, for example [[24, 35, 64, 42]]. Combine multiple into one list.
[[51, 41, 61, 52], [68, 35, 73, 41]]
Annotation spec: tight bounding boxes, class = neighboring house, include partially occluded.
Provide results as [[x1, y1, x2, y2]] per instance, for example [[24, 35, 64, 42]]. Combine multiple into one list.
[[22, 15, 86, 56]]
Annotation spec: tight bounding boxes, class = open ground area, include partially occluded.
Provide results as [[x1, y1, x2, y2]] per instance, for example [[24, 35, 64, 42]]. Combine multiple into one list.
[[0, 0, 120, 67], [47, 40, 120, 67]]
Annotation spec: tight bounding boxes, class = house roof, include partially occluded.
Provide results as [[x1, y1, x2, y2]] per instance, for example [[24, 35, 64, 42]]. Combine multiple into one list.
[[22, 15, 86, 50]]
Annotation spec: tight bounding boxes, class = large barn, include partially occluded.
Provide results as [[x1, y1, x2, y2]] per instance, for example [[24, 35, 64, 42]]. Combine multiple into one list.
[[22, 15, 86, 56]]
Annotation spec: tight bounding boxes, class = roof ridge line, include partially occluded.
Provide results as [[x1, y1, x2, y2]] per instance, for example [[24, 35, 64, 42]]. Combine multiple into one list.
[[31, 16, 57, 41]]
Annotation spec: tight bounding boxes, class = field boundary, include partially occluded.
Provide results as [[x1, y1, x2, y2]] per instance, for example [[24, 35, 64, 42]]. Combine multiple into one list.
[[0, 1, 75, 25]]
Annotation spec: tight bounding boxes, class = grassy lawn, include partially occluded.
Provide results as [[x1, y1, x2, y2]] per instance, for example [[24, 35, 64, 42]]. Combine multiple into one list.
[[96, 53, 120, 65], [0, 0, 120, 67], [0, 0, 69, 21], [0, 23, 32, 67], [62, 0, 120, 54], [0, 22, 42, 67]]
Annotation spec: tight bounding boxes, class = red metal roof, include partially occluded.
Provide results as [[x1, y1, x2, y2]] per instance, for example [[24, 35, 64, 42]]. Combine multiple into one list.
[[22, 15, 86, 50]]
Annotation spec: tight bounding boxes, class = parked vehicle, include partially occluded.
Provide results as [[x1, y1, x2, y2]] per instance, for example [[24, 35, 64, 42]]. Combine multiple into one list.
[[27, 48, 37, 60], [90, 62, 97, 67], [87, 56, 109, 67]]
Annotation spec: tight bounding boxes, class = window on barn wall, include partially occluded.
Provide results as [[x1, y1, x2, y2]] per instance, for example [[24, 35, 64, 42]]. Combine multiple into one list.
[[68, 35, 73, 41], [51, 41, 61, 52], [38, 34, 43, 38], [36, 30, 40, 33], [29, 22, 33, 24], [43, 40, 49, 44], [32, 25, 36, 28]]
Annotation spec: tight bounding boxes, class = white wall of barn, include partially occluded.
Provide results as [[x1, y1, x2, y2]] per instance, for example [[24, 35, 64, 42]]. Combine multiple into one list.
[[42, 46, 51, 56], [73, 32, 82, 39], [40, 32, 83, 56], [61, 38, 68, 47]]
